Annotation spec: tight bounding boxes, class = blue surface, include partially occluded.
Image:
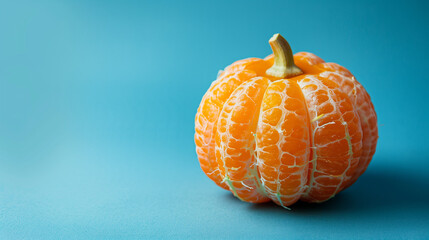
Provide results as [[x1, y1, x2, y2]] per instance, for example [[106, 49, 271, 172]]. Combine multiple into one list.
[[1, 0, 428, 239]]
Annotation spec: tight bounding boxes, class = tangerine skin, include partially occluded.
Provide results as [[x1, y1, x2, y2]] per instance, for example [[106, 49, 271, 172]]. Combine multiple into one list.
[[195, 52, 378, 208]]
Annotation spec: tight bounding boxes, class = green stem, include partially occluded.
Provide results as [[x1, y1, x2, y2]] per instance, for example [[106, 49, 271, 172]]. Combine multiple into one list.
[[266, 33, 303, 78]]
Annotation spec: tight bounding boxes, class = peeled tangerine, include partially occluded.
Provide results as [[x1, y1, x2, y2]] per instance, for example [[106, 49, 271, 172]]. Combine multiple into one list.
[[194, 34, 378, 209]]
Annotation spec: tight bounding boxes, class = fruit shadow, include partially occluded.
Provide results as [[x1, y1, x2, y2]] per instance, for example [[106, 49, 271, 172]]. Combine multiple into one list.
[[229, 165, 429, 214]]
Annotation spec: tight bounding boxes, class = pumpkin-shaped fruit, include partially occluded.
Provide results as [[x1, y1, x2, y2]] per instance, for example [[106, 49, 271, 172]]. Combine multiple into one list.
[[195, 34, 378, 208]]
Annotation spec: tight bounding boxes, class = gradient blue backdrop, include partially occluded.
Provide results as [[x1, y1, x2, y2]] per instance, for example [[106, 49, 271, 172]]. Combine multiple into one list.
[[1, 0, 428, 239]]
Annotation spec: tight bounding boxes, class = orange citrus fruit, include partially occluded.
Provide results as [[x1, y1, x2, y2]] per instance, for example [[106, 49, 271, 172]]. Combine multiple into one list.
[[194, 34, 378, 208]]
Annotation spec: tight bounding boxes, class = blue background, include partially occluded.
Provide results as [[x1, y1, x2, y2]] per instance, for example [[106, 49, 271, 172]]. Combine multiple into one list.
[[1, 0, 428, 239]]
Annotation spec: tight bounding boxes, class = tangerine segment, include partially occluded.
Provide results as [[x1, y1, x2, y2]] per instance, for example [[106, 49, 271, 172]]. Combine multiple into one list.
[[255, 79, 311, 207], [318, 69, 378, 188], [294, 52, 325, 72], [298, 75, 363, 202], [195, 70, 258, 189], [215, 77, 270, 203], [350, 86, 377, 181], [219, 58, 271, 79], [317, 74, 364, 191]]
